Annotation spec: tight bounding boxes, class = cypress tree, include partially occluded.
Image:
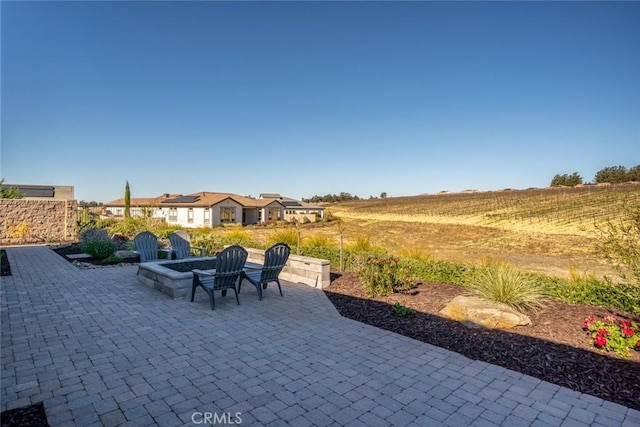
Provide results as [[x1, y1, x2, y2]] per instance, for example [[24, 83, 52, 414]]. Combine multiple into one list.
[[124, 181, 131, 218]]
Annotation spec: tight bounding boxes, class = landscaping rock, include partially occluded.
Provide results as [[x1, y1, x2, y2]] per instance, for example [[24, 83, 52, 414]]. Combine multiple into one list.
[[439, 295, 531, 329], [115, 250, 137, 259]]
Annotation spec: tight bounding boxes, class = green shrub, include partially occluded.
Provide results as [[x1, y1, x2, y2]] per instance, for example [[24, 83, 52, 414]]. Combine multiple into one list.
[[398, 258, 473, 286], [393, 302, 416, 317], [191, 234, 226, 255], [81, 239, 117, 259], [352, 252, 402, 297], [545, 275, 640, 316], [466, 262, 548, 313], [107, 218, 149, 238], [79, 227, 109, 246], [300, 245, 344, 267]]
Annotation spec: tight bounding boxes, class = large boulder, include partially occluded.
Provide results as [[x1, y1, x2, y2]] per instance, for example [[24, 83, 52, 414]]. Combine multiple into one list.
[[440, 295, 531, 329]]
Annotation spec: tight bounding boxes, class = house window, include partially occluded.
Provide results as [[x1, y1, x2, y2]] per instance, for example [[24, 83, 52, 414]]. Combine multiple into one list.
[[204, 208, 210, 223], [267, 207, 281, 221], [187, 208, 194, 224], [168, 208, 178, 222], [220, 207, 235, 223]]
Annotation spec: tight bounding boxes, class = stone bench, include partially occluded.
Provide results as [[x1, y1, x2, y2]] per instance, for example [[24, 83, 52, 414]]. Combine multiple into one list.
[[245, 247, 331, 289]]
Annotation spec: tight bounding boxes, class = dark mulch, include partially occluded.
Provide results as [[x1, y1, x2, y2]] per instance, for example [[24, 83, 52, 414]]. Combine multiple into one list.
[[50, 244, 140, 265], [0, 249, 11, 276], [1, 402, 48, 427], [324, 270, 640, 411]]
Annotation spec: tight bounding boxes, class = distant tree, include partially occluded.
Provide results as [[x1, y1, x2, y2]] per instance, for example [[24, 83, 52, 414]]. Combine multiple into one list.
[[628, 165, 640, 182], [380, 192, 388, 198], [0, 179, 22, 199], [78, 200, 103, 207], [302, 192, 361, 203], [550, 172, 583, 187], [595, 166, 629, 184], [124, 181, 131, 218]]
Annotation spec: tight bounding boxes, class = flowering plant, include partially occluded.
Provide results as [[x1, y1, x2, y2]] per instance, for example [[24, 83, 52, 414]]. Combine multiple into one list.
[[583, 314, 640, 358]]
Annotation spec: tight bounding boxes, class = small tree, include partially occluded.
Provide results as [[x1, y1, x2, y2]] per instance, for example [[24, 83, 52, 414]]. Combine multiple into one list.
[[380, 192, 388, 198], [596, 204, 640, 286], [124, 181, 131, 218], [0, 179, 22, 199]]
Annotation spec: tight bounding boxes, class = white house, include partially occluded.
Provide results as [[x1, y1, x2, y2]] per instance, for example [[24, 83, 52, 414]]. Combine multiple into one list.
[[104, 192, 285, 228]]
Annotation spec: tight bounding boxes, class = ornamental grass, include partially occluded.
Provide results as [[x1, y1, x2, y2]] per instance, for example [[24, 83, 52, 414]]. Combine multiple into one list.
[[467, 262, 549, 313]]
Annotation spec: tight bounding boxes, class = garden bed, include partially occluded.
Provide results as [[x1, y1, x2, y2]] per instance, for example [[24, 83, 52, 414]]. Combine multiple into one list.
[[50, 243, 140, 267], [324, 271, 640, 411]]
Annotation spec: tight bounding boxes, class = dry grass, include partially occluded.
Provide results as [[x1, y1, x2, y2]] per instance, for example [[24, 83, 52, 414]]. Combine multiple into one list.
[[198, 185, 638, 280]]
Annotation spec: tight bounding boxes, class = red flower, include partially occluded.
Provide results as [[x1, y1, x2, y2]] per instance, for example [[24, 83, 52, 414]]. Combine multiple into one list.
[[620, 320, 632, 329], [636, 340, 640, 349], [622, 328, 635, 338], [597, 328, 610, 336], [594, 335, 608, 347]]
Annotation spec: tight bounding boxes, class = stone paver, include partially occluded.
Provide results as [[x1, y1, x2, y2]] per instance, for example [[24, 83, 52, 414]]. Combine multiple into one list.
[[1, 245, 639, 426]]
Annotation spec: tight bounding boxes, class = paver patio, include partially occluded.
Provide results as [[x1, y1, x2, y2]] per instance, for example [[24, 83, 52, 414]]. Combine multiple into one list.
[[1, 246, 639, 426]]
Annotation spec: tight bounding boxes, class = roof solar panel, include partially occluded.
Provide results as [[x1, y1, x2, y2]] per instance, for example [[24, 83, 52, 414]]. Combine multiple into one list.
[[161, 195, 200, 203], [1, 185, 55, 197]]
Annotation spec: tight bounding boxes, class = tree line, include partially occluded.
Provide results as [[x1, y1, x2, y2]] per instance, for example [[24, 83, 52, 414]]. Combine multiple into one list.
[[551, 165, 640, 187], [303, 192, 361, 203]]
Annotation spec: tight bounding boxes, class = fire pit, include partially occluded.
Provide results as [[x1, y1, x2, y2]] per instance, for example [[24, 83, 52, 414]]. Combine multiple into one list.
[[137, 248, 331, 299], [137, 257, 216, 299]]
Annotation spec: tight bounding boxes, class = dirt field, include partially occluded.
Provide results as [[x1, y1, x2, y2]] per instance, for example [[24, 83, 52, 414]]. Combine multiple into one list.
[[326, 218, 618, 280]]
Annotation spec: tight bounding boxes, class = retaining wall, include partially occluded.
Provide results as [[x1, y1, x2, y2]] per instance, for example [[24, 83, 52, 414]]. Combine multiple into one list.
[[0, 199, 78, 244]]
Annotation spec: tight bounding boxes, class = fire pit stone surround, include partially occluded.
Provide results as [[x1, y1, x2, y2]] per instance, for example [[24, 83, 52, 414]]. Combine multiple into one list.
[[137, 248, 330, 299]]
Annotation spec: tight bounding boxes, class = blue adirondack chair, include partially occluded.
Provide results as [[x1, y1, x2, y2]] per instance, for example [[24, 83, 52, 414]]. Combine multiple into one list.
[[239, 242, 290, 300], [169, 230, 205, 259], [191, 245, 248, 310], [134, 231, 172, 262]]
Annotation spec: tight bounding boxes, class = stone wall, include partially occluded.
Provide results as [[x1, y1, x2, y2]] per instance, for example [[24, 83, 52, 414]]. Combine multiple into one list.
[[0, 199, 78, 245]]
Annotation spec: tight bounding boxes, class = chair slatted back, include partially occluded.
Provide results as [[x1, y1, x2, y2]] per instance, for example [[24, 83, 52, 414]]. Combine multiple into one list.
[[134, 231, 159, 262], [213, 245, 248, 291], [260, 243, 291, 283], [169, 230, 192, 259]]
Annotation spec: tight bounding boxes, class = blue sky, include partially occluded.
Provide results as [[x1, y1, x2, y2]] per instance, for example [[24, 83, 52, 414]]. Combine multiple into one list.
[[2, 1, 638, 203]]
